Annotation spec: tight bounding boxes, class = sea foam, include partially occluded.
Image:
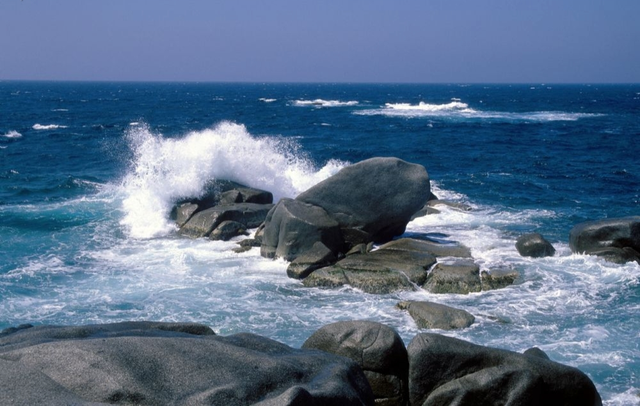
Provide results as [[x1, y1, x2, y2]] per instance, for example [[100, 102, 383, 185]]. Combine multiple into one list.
[[2, 130, 22, 138], [119, 122, 346, 239], [294, 99, 359, 107], [32, 124, 68, 130]]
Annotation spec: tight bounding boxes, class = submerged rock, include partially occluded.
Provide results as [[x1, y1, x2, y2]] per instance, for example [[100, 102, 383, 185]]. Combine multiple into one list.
[[407, 333, 602, 406], [397, 301, 475, 330], [569, 216, 640, 264], [302, 321, 408, 406], [516, 233, 556, 258], [0, 321, 374, 406]]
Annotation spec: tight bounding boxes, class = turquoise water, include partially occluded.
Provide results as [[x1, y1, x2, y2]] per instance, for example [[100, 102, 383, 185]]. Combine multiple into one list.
[[1, 82, 639, 403]]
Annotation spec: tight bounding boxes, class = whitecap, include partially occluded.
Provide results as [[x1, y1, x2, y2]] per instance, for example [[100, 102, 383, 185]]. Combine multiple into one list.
[[259, 98, 277, 103], [32, 124, 68, 130], [2, 130, 22, 138], [293, 99, 359, 107], [119, 121, 347, 239]]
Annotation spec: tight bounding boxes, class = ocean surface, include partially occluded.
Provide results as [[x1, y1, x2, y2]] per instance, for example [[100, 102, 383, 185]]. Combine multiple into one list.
[[1, 82, 639, 403]]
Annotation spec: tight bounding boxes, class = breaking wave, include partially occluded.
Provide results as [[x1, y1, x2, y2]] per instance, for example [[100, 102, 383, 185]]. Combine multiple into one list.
[[294, 99, 359, 107]]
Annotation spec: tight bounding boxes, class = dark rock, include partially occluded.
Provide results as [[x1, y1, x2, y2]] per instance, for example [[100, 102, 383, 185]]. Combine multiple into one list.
[[303, 249, 436, 294], [0, 322, 374, 406], [516, 233, 556, 258], [260, 198, 343, 261], [379, 238, 472, 258], [407, 333, 601, 406], [219, 189, 243, 205], [302, 321, 408, 406], [346, 243, 370, 256], [179, 203, 273, 238], [424, 262, 482, 294], [287, 242, 338, 280], [172, 203, 199, 228], [209, 220, 248, 241], [296, 157, 431, 245], [397, 301, 475, 330], [411, 206, 440, 219], [524, 347, 550, 360], [569, 216, 640, 264], [480, 267, 519, 291]]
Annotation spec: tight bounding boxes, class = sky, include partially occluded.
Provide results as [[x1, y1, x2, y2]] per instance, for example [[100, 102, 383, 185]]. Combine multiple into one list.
[[1, 0, 639, 83]]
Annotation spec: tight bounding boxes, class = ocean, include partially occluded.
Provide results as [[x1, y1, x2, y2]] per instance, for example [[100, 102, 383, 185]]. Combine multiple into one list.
[[1, 82, 639, 404]]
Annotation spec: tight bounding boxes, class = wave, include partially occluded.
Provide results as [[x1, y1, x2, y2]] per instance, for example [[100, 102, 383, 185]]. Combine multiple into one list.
[[356, 101, 603, 122], [259, 98, 277, 103], [293, 99, 359, 107], [2, 130, 22, 139], [120, 122, 346, 239], [32, 124, 68, 130]]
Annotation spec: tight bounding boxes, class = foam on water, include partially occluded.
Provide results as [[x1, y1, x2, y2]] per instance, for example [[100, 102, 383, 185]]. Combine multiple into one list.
[[356, 101, 603, 122], [294, 99, 359, 107], [32, 124, 68, 130], [2, 130, 22, 138], [119, 122, 346, 239]]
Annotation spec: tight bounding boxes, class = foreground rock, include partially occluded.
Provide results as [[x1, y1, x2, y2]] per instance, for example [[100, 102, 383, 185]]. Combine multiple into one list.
[[179, 203, 273, 239], [516, 233, 556, 258], [302, 321, 408, 406], [397, 301, 475, 330], [408, 333, 602, 406], [569, 216, 640, 264], [423, 261, 482, 294], [0, 322, 374, 406], [296, 157, 431, 247]]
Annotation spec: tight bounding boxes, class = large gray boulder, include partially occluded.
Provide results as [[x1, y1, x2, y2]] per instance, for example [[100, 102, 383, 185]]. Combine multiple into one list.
[[296, 157, 431, 245], [302, 321, 408, 406], [378, 238, 472, 259], [569, 216, 640, 264], [407, 333, 601, 406], [516, 233, 556, 258], [0, 322, 374, 406], [260, 199, 344, 261], [423, 262, 482, 294]]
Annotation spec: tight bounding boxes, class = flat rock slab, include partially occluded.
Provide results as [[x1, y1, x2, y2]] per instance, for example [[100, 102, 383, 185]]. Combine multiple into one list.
[[397, 301, 475, 330], [424, 262, 482, 294], [303, 249, 436, 294], [0, 322, 374, 406], [379, 238, 472, 258]]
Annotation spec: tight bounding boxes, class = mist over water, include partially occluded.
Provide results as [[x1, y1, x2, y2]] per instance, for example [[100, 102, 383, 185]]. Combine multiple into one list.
[[1, 82, 639, 404]]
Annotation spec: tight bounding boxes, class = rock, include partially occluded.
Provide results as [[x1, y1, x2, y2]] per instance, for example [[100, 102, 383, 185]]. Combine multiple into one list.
[[480, 267, 519, 291], [379, 238, 472, 258], [260, 198, 343, 261], [0, 322, 374, 406], [209, 220, 247, 241], [516, 233, 556, 258], [524, 347, 550, 360], [424, 262, 482, 294], [172, 203, 199, 228], [296, 157, 431, 245], [303, 249, 436, 294], [302, 321, 408, 406], [569, 216, 640, 264], [397, 301, 475, 330], [407, 333, 601, 406], [179, 203, 273, 238], [287, 242, 338, 280]]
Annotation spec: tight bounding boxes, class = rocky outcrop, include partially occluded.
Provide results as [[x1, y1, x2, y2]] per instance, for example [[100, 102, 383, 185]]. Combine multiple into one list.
[[397, 301, 475, 330], [516, 233, 556, 258], [296, 157, 431, 246], [569, 216, 640, 264], [179, 203, 273, 238], [407, 333, 602, 406], [303, 247, 436, 294], [378, 238, 472, 259], [302, 321, 408, 406], [0, 322, 374, 406], [480, 267, 519, 291]]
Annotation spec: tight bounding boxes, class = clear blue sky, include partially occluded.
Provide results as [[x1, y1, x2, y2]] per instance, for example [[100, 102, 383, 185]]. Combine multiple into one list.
[[1, 0, 639, 83]]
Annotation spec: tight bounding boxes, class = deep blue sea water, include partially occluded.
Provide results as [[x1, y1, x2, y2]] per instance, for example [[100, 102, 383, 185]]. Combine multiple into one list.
[[1, 82, 639, 403]]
